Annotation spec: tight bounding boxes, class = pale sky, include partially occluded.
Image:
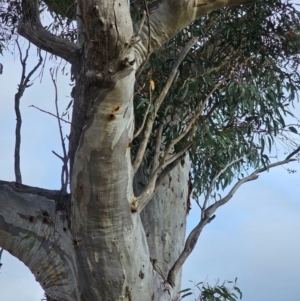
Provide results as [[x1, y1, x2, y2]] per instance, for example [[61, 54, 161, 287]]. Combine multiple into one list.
[[0, 38, 299, 301]]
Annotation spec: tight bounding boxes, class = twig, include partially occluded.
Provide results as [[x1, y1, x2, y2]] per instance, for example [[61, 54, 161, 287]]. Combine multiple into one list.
[[14, 40, 43, 185], [204, 156, 299, 219], [29, 105, 79, 128], [52, 150, 64, 161]]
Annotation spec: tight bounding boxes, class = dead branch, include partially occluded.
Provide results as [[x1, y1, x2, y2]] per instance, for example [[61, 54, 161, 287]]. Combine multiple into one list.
[[29, 105, 79, 128], [14, 40, 43, 185], [50, 68, 69, 194]]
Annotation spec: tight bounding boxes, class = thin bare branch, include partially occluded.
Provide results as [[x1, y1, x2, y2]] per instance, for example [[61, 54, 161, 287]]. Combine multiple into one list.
[[52, 150, 64, 161], [29, 105, 80, 128], [50, 68, 69, 194], [133, 36, 198, 172], [167, 215, 214, 288], [14, 41, 43, 184], [137, 11, 146, 36]]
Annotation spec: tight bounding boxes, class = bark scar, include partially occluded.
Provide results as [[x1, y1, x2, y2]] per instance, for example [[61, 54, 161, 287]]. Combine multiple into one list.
[[125, 286, 132, 301], [108, 104, 121, 120], [186, 172, 193, 215]]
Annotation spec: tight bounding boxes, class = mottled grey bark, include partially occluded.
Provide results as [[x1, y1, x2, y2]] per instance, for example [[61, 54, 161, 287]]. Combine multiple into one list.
[[0, 185, 79, 300]]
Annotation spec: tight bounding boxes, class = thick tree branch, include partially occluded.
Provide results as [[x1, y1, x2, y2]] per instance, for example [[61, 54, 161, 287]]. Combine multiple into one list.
[[201, 157, 243, 217], [18, 0, 80, 64], [134, 0, 258, 67], [205, 156, 299, 218], [0, 184, 78, 300], [0, 180, 67, 202], [167, 146, 300, 288]]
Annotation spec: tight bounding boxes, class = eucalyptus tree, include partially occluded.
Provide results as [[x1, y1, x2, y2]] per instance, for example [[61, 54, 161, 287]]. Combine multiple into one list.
[[0, 0, 300, 301]]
